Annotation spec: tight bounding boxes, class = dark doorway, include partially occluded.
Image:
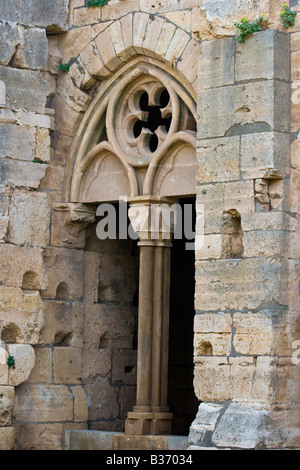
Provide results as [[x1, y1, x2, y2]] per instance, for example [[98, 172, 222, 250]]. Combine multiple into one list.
[[168, 197, 199, 436]]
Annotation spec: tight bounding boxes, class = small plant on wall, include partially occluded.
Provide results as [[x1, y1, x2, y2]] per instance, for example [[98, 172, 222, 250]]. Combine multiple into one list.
[[88, 0, 110, 6], [6, 355, 15, 369], [280, 3, 297, 28], [59, 63, 70, 73], [233, 15, 265, 43]]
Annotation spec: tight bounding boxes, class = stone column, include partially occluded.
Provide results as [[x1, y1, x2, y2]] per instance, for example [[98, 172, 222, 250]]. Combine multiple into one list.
[[125, 197, 177, 435]]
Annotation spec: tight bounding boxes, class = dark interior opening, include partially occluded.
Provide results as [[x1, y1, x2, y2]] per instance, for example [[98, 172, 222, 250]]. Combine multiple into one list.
[[168, 197, 199, 436]]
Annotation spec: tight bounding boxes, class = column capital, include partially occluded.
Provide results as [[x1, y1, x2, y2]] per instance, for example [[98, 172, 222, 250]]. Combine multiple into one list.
[[128, 196, 179, 244]]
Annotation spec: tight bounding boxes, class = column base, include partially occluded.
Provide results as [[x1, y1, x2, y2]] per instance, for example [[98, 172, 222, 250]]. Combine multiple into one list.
[[125, 411, 173, 436]]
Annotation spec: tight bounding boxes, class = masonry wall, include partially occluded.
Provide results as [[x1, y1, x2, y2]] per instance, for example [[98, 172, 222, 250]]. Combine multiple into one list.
[[0, 0, 299, 450]]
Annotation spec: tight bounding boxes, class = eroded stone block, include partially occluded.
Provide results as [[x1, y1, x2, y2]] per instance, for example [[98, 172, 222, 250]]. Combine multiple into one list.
[[53, 347, 82, 384], [7, 344, 35, 386], [0, 385, 14, 426]]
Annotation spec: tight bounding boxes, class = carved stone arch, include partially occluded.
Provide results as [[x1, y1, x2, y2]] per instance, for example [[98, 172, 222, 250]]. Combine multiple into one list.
[[65, 56, 198, 204]]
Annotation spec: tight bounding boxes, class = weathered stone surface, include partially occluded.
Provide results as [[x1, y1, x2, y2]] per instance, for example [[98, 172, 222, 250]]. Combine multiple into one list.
[[0, 427, 14, 450], [0, 21, 19, 66], [40, 300, 72, 345], [12, 26, 48, 70], [84, 380, 119, 422], [112, 349, 137, 385], [7, 344, 35, 386], [197, 136, 240, 183], [14, 423, 63, 450], [188, 402, 223, 446], [0, 385, 14, 426], [0, 287, 44, 344], [197, 80, 290, 139], [0, 123, 36, 161], [235, 29, 290, 82], [0, 158, 48, 188], [211, 402, 270, 449], [0, 244, 47, 290], [13, 384, 73, 422], [195, 257, 288, 311], [71, 386, 88, 422], [82, 348, 111, 382], [0, 0, 70, 32], [198, 37, 235, 89], [35, 128, 51, 164], [0, 66, 49, 113], [7, 191, 51, 247], [194, 313, 232, 356], [240, 132, 290, 179], [53, 347, 82, 384], [27, 347, 52, 383], [42, 247, 84, 300]]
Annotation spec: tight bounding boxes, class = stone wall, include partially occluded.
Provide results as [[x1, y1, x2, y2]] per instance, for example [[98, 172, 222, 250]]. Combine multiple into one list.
[[0, 0, 299, 450]]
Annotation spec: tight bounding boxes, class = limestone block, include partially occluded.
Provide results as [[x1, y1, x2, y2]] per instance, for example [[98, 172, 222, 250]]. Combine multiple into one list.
[[73, 6, 101, 26], [211, 402, 270, 449], [235, 30, 290, 82], [0, 123, 35, 161], [197, 136, 240, 183], [0, 66, 49, 113], [196, 180, 255, 234], [83, 250, 101, 305], [177, 38, 201, 87], [0, 192, 10, 217], [82, 348, 111, 382], [0, 287, 44, 344], [142, 15, 164, 58], [290, 137, 300, 169], [12, 26, 48, 71], [154, 22, 176, 59], [112, 349, 137, 385], [288, 260, 300, 310], [0, 0, 70, 33], [140, 0, 179, 13], [69, 302, 83, 348], [95, 28, 123, 72], [230, 356, 277, 402], [35, 128, 51, 164], [0, 385, 14, 426], [240, 132, 290, 179], [194, 357, 231, 401], [53, 347, 82, 384], [40, 300, 72, 345], [14, 423, 63, 450], [188, 402, 223, 446], [102, 0, 140, 20], [164, 27, 190, 65], [0, 427, 14, 450], [84, 379, 119, 421], [7, 344, 35, 387], [58, 26, 91, 63], [99, 252, 137, 303], [120, 14, 135, 57], [195, 233, 222, 260], [71, 385, 88, 422], [16, 110, 51, 129], [13, 384, 73, 422], [83, 303, 135, 350], [0, 158, 48, 189], [292, 51, 300, 81], [51, 204, 86, 249], [195, 257, 288, 311], [68, 57, 98, 91], [0, 364, 8, 385], [242, 230, 291, 259], [133, 12, 150, 55], [242, 212, 297, 233], [0, 21, 20, 66], [54, 94, 83, 138], [80, 41, 111, 79], [197, 80, 290, 139], [7, 191, 51, 247], [56, 73, 92, 113], [27, 347, 52, 383], [276, 358, 300, 404], [194, 313, 232, 356], [52, 131, 73, 166], [198, 37, 235, 90], [0, 244, 47, 290], [42, 247, 84, 300], [165, 10, 192, 32], [0, 216, 8, 242]]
